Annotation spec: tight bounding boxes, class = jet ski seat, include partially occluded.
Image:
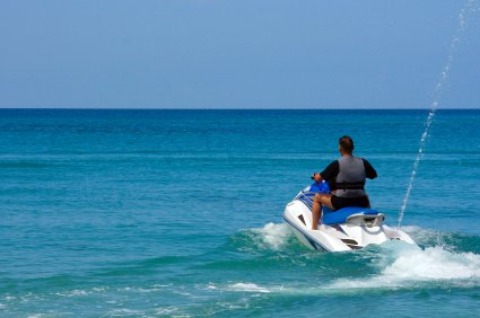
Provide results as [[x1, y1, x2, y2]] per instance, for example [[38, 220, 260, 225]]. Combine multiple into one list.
[[322, 207, 381, 225]]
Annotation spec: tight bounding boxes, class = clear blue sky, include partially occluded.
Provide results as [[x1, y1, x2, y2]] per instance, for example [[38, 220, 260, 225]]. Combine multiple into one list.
[[1, 0, 479, 109]]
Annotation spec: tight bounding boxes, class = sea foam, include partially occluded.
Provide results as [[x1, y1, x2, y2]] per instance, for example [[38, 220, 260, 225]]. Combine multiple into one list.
[[228, 283, 272, 293], [330, 244, 480, 290], [250, 222, 293, 250]]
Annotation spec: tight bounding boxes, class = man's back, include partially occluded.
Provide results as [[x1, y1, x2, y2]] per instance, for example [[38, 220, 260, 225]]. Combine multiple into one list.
[[334, 156, 368, 198], [310, 135, 377, 229]]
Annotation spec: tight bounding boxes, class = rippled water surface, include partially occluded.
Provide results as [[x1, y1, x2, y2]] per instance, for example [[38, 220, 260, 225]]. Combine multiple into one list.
[[1, 109, 479, 317]]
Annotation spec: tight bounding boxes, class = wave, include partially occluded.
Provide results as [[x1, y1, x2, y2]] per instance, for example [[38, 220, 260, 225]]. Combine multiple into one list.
[[242, 222, 294, 251], [329, 243, 480, 291], [217, 223, 480, 293], [209, 243, 480, 295], [222, 222, 300, 255], [4, 222, 479, 315], [227, 283, 272, 293], [235, 222, 480, 255]]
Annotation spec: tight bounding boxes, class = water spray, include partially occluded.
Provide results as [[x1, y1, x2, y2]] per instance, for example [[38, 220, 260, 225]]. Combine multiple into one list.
[[397, 0, 479, 228]]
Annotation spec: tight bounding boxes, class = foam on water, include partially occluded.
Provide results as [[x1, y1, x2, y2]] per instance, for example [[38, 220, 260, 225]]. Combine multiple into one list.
[[155, 307, 179, 315], [55, 289, 89, 297], [384, 246, 480, 280], [227, 225, 480, 294], [249, 222, 293, 250], [228, 283, 272, 293], [222, 245, 480, 295], [107, 308, 144, 316], [330, 245, 480, 291]]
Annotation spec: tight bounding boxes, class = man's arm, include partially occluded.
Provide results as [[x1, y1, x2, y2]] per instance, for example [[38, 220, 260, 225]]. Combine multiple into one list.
[[363, 159, 377, 179], [312, 160, 339, 182]]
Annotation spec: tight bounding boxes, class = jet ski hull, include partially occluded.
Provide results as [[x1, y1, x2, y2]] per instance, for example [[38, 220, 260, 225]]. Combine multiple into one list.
[[283, 197, 416, 252]]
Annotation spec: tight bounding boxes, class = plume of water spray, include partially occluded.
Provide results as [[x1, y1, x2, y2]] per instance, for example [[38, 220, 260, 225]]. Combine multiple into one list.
[[397, 0, 479, 228]]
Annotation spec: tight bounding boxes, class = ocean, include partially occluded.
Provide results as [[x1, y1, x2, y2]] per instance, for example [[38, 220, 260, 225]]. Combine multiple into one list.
[[1, 109, 479, 317]]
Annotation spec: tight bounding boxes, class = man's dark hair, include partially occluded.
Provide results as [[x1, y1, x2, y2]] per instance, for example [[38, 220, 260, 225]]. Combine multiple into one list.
[[339, 135, 354, 153]]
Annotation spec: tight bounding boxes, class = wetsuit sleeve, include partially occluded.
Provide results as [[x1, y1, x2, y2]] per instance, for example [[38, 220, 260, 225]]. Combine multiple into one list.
[[363, 159, 377, 179], [320, 160, 339, 181]]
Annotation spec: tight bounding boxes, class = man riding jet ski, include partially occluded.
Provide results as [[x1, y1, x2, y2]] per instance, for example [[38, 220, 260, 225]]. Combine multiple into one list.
[[283, 136, 416, 252], [310, 136, 377, 230]]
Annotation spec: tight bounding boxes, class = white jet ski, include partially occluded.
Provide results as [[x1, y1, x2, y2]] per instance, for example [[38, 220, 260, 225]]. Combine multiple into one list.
[[283, 183, 416, 252]]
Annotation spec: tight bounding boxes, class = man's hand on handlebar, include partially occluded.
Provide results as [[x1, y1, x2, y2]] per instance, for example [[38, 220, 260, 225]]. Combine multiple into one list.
[[311, 173, 322, 182]]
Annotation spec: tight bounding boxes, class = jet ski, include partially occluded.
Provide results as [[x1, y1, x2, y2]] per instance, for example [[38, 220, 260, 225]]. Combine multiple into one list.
[[283, 182, 416, 252]]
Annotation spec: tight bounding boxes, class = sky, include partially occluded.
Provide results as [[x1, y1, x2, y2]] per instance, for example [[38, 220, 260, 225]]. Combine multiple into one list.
[[0, 0, 479, 109]]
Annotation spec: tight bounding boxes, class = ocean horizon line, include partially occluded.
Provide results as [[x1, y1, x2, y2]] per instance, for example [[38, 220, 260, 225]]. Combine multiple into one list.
[[0, 107, 478, 111]]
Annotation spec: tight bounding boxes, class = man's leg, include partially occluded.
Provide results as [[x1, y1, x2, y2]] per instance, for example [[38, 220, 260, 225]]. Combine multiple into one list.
[[312, 193, 334, 230]]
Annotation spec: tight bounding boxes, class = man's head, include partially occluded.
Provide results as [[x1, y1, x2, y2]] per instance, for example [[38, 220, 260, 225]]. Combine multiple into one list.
[[338, 135, 354, 155]]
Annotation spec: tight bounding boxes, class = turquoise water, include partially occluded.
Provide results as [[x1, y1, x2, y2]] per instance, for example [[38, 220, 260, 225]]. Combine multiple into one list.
[[1, 109, 479, 317]]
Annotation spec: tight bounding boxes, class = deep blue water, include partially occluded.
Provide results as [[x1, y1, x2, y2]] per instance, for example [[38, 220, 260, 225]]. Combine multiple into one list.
[[1, 109, 479, 317]]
